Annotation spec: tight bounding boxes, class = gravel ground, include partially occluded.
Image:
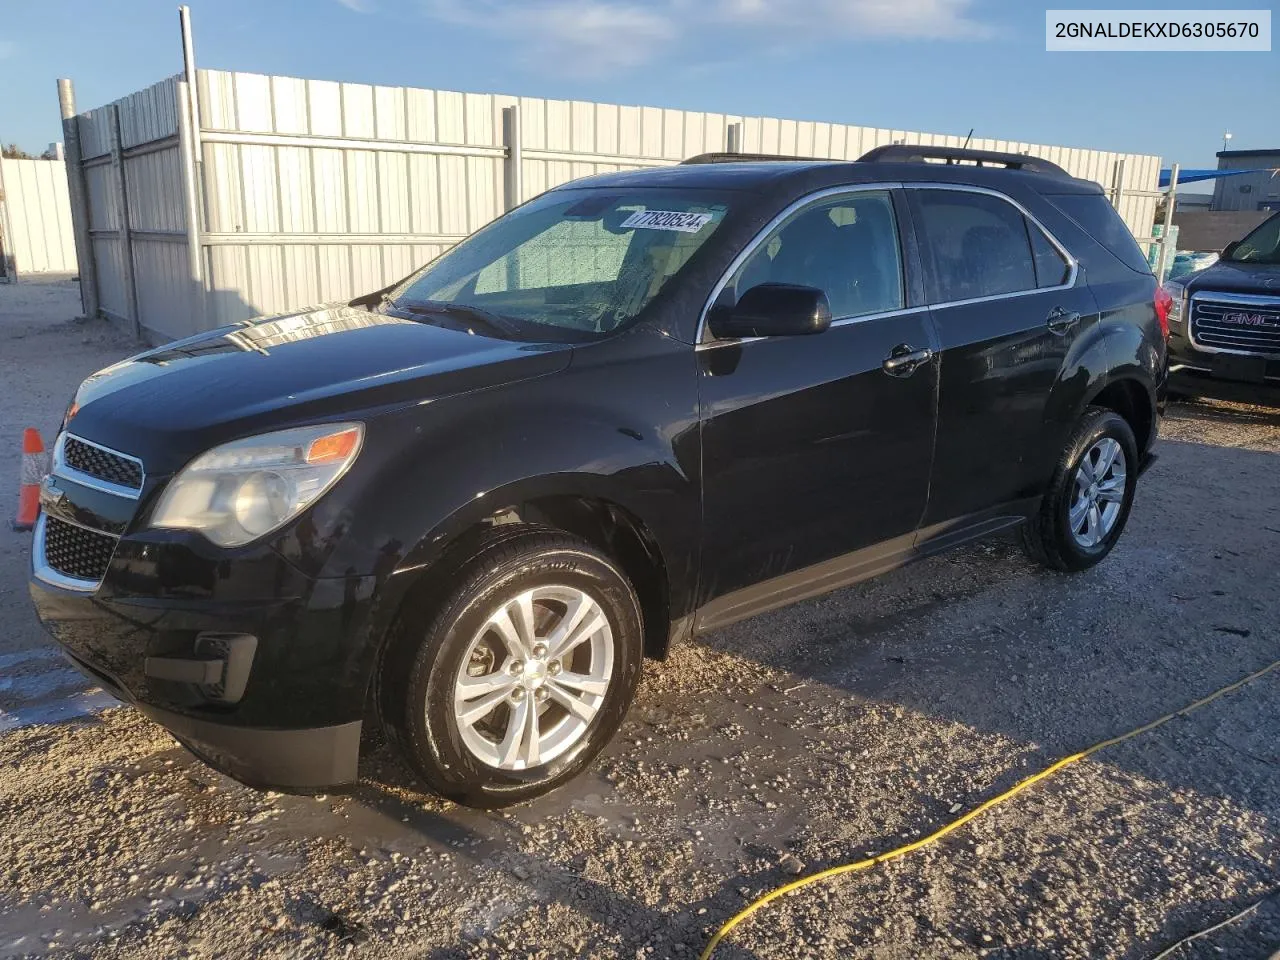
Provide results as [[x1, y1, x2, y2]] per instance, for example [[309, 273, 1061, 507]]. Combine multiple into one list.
[[0, 279, 1277, 960]]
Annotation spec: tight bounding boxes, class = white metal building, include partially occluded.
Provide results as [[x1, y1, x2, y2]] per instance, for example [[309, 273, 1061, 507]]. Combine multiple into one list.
[[0, 157, 78, 279]]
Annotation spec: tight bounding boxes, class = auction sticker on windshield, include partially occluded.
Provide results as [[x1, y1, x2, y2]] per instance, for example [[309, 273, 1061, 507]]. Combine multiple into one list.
[[621, 210, 715, 233]]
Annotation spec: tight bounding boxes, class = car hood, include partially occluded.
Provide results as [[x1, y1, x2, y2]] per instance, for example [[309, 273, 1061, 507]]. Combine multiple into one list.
[[66, 304, 574, 466], [1180, 258, 1280, 295]]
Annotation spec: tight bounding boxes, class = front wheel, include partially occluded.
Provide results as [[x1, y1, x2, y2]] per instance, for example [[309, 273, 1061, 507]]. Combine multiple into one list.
[[379, 528, 644, 808], [1020, 408, 1139, 572]]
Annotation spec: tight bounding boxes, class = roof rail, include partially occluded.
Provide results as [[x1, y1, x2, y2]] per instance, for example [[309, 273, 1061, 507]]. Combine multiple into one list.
[[681, 152, 836, 165], [857, 145, 1070, 177]]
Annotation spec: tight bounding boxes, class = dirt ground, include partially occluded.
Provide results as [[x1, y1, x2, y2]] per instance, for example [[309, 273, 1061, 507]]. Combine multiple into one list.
[[0, 278, 1277, 960]]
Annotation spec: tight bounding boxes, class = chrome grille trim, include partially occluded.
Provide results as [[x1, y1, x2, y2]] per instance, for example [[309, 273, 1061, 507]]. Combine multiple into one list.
[[32, 512, 118, 593], [1189, 291, 1280, 357], [53, 433, 146, 500]]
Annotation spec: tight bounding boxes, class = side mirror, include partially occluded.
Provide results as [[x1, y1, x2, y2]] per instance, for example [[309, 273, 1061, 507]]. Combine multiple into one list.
[[1221, 240, 1240, 258], [707, 283, 832, 340]]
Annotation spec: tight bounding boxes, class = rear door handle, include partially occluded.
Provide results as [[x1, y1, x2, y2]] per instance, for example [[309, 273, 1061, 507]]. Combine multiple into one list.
[[882, 344, 933, 378], [1046, 307, 1081, 334]]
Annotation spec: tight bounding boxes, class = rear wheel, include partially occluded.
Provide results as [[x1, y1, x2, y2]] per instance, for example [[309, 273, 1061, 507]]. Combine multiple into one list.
[[1020, 408, 1139, 572], [379, 528, 643, 808]]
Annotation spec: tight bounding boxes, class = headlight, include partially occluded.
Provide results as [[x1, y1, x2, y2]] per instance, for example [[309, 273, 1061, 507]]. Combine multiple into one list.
[[150, 423, 364, 547], [1162, 280, 1185, 326]]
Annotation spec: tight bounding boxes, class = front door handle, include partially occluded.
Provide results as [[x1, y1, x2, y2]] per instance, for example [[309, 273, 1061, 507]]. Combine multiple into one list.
[[1046, 307, 1081, 334], [882, 343, 934, 378]]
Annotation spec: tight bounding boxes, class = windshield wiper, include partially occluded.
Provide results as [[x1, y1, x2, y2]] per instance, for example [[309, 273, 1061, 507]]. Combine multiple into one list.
[[390, 299, 525, 338]]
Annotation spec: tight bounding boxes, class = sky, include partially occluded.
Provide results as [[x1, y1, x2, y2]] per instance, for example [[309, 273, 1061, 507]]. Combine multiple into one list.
[[1, 0, 1276, 184]]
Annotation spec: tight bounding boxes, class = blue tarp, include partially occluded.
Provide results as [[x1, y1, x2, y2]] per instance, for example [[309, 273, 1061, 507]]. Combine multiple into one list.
[[1160, 167, 1276, 187]]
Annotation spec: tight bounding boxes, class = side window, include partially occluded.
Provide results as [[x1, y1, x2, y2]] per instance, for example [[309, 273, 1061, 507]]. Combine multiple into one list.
[[729, 191, 904, 319], [1047, 193, 1151, 274], [1027, 220, 1071, 288], [914, 190, 1037, 302]]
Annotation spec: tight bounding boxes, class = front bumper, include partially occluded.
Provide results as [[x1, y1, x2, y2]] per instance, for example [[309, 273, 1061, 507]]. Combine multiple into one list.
[[1168, 362, 1280, 406], [143, 704, 362, 788], [30, 556, 379, 791], [1167, 328, 1280, 406], [58, 644, 360, 787]]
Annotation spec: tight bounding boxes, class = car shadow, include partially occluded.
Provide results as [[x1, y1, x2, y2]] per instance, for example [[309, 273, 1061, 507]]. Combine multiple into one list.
[[1165, 396, 1280, 425]]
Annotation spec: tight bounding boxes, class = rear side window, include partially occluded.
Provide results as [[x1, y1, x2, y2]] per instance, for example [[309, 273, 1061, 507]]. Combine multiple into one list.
[[1047, 193, 1151, 274], [913, 190, 1037, 302], [1028, 223, 1070, 288]]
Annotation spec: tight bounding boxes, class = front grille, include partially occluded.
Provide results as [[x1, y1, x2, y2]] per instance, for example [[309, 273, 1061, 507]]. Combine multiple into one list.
[[62, 436, 143, 491], [42, 515, 119, 582], [1191, 297, 1280, 355]]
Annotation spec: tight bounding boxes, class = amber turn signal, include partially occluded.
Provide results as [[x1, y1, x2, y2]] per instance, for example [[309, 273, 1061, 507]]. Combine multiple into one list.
[[306, 427, 362, 464]]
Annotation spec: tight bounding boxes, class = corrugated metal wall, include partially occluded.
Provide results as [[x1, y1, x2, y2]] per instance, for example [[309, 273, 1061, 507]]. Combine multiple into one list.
[[1210, 152, 1280, 212], [73, 76, 195, 339], [68, 67, 1162, 338], [0, 157, 77, 277]]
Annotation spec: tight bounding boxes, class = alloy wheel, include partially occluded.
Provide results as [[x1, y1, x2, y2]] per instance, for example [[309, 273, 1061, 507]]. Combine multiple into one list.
[[1068, 437, 1127, 548], [450, 586, 614, 770]]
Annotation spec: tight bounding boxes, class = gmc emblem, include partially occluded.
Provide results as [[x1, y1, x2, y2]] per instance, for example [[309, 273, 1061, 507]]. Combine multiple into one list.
[[1220, 312, 1274, 327]]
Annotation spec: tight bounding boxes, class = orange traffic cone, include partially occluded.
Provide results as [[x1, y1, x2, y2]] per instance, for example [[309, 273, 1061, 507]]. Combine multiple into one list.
[[13, 428, 48, 531]]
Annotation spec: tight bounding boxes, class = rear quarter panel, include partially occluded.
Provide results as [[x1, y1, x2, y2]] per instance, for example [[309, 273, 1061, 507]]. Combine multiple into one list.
[[1023, 191, 1163, 471]]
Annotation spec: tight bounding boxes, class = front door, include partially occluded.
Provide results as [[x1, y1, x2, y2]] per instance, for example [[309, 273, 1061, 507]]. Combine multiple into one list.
[[696, 188, 938, 626], [907, 186, 1097, 528]]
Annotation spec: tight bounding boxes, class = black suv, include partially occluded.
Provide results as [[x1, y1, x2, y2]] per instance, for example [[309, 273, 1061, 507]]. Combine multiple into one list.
[[30, 147, 1166, 807], [1164, 211, 1280, 403]]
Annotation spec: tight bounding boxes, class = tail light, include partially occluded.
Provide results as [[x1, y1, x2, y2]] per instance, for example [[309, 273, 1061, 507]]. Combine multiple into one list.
[[1154, 286, 1173, 339]]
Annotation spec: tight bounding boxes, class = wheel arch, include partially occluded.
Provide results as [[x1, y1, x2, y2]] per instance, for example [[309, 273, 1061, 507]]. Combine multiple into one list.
[[374, 479, 684, 668], [1084, 374, 1157, 455], [486, 493, 674, 663]]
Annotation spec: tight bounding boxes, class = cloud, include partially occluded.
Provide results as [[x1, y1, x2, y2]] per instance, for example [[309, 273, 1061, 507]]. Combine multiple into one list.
[[715, 0, 996, 40], [421, 0, 993, 77], [335, 0, 372, 11], [423, 0, 675, 76]]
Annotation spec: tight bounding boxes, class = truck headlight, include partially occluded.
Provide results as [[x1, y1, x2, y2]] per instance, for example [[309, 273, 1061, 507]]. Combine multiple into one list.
[[151, 423, 363, 547], [1162, 280, 1185, 326]]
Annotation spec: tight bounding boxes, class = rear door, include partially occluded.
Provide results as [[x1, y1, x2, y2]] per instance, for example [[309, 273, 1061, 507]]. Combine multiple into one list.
[[696, 187, 938, 618], [907, 186, 1097, 527]]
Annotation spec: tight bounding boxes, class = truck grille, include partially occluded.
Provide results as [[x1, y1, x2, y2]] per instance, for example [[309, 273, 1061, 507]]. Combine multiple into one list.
[[41, 515, 119, 583], [62, 435, 144, 491], [1191, 296, 1280, 355]]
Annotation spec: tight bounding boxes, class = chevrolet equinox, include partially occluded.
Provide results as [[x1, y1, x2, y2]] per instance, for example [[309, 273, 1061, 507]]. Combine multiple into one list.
[[30, 146, 1167, 807]]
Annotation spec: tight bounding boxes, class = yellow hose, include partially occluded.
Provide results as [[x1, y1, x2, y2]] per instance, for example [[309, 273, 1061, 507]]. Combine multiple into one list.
[[699, 658, 1280, 960]]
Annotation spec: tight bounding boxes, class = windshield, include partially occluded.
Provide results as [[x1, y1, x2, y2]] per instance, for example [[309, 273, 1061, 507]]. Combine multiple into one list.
[[387, 189, 730, 339], [1227, 213, 1280, 265]]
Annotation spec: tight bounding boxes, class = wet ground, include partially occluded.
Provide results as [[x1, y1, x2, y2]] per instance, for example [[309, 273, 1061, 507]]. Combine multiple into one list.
[[1, 279, 1277, 959]]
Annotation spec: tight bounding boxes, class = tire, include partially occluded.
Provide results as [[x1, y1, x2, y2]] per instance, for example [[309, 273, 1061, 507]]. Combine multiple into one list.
[[1019, 407, 1139, 573], [379, 526, 644, 808]]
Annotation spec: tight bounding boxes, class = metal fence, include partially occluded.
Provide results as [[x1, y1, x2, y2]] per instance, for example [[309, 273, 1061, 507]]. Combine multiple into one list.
[[0, 157, 78, 279], [61, 66, 1163, 343], [59, 76, 194, 335]]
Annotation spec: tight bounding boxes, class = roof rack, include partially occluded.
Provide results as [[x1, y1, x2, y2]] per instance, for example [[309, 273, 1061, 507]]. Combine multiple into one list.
[[856, 145, 1069, 177], [681, 152, 836, 165]]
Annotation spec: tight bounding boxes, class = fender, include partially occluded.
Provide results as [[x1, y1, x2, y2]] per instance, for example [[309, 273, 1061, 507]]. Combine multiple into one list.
[[1075, 310, 1159, 405], [306, 325, 703, 676], [1042, 309, 1160, 481]]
